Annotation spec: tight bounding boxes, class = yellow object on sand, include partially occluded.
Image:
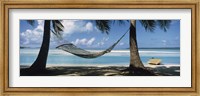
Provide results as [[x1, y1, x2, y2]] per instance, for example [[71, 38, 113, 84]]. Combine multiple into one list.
[[148, 59, 161, 65]]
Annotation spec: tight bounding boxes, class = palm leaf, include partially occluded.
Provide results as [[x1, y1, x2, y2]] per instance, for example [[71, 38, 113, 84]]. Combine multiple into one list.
[[52, 20, 64, 38], [50, 29, 57, 36], [26, 20, 35, 26], [95, 20, 111, 34], [157, 20, 171, 32], [55, 20, 64, 31], [139, 20, 156, 32]]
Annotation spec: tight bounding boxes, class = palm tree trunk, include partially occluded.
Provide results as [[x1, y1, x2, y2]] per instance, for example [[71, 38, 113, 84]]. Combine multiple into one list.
[[129, 20, 144, 68], [128, 20, 155, 76], [29, 20, 50, 73]]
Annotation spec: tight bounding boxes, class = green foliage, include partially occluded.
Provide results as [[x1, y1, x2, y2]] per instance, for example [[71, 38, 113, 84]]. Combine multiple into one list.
[[95, 20, 111, 34], [157, 20, 171, 32], [26, 20, 171, 39], [139, 20, 156, 32], [139, 20, 171, 32], [26, 20, 35, 26], [52, 20, 64, 38]]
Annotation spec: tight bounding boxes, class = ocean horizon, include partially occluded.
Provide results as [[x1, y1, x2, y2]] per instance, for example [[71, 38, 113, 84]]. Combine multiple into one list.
[[20, 48, 180, 66]]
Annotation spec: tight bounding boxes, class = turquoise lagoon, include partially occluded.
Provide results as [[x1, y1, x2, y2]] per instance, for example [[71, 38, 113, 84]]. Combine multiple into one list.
[[20, 48, 180, 66]]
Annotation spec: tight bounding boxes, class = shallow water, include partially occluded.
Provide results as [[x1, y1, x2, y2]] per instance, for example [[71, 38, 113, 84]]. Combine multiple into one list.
[[20, 48, 180, 66]]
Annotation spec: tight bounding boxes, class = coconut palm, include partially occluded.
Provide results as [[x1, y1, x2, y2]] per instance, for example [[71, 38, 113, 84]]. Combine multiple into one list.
[[26, 20, 170, 75], [26, 20, 64, 73], [26, 20, 111, 74], [94, 20, 171, 75]]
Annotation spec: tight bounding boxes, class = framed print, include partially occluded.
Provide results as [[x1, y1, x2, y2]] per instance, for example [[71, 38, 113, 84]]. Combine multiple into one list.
[[0, 0, 199, 96]]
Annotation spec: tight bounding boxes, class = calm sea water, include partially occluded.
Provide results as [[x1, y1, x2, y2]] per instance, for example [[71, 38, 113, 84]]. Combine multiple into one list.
[[20, 48, 180, 66]]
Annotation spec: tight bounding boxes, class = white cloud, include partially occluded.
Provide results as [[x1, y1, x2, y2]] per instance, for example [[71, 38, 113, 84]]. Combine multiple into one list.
[[71, 37, 96, 46], [73, 38, 87, 45], [35, 20, 44, 32], [85, 22, 93, 31], [97, 42, 104, 46], [103, 37, 109, 41], [119, 42, 124, 46], [162, 40, 167, 43], [61, 20, 95, 37], [37, 20, 43, 25], [20, 29, 43, 46], [20, 20, 44, 47], [162, 40, 167, 46], [95, 37, 109, 47], [87, 37, 95, 45], [61, 20, 77, 35], [20, 20, 97, 47]]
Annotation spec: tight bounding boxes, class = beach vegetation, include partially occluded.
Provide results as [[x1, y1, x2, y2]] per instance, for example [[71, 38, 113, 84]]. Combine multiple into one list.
[[95, 20, 171, 75], [26, 20, 64, 74], [25, 20, 171, 76]]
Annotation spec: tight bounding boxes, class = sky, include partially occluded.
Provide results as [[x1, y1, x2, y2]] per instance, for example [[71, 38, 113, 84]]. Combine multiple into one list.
[[20, 20, 180, 49]]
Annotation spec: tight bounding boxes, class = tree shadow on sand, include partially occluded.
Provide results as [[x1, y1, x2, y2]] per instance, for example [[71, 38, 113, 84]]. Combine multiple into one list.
[[20, 65, 180, 76]]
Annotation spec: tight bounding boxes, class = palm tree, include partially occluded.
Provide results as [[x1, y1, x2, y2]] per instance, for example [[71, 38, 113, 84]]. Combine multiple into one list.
[[25, 20, 111, 74], [26, 20, 64, 74], [27, 20, 110, 75], [26, 20, 170, 75], [94, 20, 171, 75]]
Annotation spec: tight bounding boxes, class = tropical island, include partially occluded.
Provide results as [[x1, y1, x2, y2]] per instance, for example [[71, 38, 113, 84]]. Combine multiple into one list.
[[20, 20, 180, 76]]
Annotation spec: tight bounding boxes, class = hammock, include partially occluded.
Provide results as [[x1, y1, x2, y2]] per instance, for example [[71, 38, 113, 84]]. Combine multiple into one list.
[[56, 30, 129, 58]]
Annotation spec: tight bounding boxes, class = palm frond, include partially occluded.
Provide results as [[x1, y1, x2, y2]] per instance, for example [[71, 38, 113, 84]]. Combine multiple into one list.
[[95, 20, 111, 34], [52, 20, 64, 38], [51, 29, 63, 39], [51, 29, 57, 36], [26, 20, 35, 26], [157, 20, 171, 32], [139, 20, 156, 32]]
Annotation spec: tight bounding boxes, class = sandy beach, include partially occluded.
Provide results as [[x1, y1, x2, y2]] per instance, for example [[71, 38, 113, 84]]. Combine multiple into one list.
[[20, 64, 180, 76]]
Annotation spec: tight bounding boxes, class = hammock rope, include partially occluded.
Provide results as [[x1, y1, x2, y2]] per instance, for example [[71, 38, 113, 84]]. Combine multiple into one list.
[[56, 29, 129, 59]]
